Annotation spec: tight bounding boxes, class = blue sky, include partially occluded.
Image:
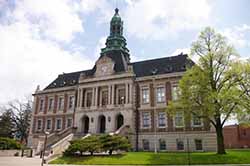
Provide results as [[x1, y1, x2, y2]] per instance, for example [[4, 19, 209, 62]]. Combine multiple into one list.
[[0, 0, 250, 105]]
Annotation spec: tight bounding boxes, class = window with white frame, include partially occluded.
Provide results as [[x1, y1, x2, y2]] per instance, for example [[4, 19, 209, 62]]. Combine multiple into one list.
[[174, 112, 184, 127], [176, 139, 184, 150], [156, 87, 165, 103], [46, 119, 51, 130], [58, 97, 64, 110], [56, 119, 62, 130], [39, 99, 44, 112], [142, 112, 150, 128], [37, 119, 42, 130], [172, 85, 179, 101], [68, 96, 75, 109], [195, 139, 203, 150], [142, 88, 149, 104], [67, 118, 72, 128], [158, 112, 166, 127], [48, 98, 54, 111], [192, 114, 202, 127], [159, 139, 166, 150]]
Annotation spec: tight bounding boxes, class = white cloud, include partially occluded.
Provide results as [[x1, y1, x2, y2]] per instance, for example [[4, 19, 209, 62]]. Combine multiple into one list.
[[80, 0, 113, 23], [94, 36, 106, 58], [10, 0, 83, 43], [221, 24, 250, 48], [0, 0, 95, 105], [124, 0, 211, 40]]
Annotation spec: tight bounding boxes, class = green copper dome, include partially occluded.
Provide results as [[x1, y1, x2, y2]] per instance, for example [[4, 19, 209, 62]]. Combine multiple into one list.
[[101, 8, 129, 54]]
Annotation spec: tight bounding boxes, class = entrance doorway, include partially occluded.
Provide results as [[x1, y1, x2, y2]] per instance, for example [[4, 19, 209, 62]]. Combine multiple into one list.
[[81, 115, 89, 134], [116, 114, 124, 130], [98, 115, 106, 133]]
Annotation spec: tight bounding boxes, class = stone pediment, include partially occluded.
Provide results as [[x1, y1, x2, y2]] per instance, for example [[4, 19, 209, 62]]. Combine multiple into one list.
[[95, 55, 115, 77]]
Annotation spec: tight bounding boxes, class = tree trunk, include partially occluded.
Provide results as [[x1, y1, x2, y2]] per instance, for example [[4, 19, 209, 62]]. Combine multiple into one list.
[[109, 150, 113, 155], [90, 151, 93, 156], [215, 125, 226, 154]]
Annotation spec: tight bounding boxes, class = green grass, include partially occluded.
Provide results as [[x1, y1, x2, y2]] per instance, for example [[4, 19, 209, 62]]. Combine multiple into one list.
[[50, 150, 250, 165]]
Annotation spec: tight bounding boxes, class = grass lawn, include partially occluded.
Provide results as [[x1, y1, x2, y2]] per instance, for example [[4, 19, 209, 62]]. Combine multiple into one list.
[[50, 150, 250, 165]]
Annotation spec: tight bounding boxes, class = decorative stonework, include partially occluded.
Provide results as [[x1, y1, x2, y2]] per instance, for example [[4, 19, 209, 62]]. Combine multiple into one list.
[[95, 56, 115, 77]]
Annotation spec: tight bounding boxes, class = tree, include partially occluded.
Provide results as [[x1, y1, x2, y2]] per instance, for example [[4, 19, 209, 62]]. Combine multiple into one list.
[[99, 134, 131, 155], [8, 99, 32, 144], [167, 27, 249, 154], [0, 108, 15, 138]]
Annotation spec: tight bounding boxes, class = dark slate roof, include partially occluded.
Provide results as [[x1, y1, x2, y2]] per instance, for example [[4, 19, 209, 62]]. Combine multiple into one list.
[[99, 50, 128, 73], [44, 53, 194, 90], [131, 54, 194, 77]]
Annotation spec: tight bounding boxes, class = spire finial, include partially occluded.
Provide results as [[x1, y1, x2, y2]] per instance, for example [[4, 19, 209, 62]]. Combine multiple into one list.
[[115, 8, 119, 14]]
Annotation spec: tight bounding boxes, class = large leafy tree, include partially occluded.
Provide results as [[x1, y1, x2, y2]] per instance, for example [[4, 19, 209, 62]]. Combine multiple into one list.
[[167, 27, 249, 154]]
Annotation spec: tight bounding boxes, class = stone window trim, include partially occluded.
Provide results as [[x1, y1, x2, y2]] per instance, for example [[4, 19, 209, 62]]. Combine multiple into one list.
[[45, 118, 52, 131], [156, 86, 166, 103], [57, 96, 64, 111], [38, 98, 45, 113], [100, 88, 108, 107], [117, 88, 125, 105], [85, 90, 93, 108], [141, 111, 151, 129], [142, 139, 150, 151], [194, 139, 203, 151], [141, 86, 150, 105], [55, 118, 63, 131], [171, 83, 180, 101], [36, 119, 43, 131], [176, 138, 185, 151], [115, 85, 126, 106], [191, 114, 203, 127], [66, 118, 73, 128], [157, 111, 167, 128], [68, 95, 75, 110], [173, 111, 185, 128], [159, 139, 167, 151], [48, 97, 54, 111]]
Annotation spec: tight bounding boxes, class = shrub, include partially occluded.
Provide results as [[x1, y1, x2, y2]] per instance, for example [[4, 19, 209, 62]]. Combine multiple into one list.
[[99, 135, 132, 155], [0, 137, 22, 150]]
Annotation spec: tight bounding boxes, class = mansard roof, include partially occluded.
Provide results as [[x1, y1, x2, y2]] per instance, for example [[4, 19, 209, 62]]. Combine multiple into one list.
[[44, 53, 194, 90], [131, 53, 194, 77]]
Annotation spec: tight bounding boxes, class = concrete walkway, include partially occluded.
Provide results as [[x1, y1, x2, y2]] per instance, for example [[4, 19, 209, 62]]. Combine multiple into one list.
[[0, 157, 250, 166]]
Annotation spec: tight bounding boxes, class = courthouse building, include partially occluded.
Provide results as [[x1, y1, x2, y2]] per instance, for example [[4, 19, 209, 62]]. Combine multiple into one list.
[[28, 8, 217, 153]]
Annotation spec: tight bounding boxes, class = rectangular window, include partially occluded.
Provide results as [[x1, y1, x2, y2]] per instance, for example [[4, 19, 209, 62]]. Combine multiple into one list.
[[101, 90, 108, 106], [195, 139, 203, 150], [67, 118, 72, 128], [68, 96, 75, 109], [142, 112, 150, 128], [56, 119, 62, 130], [142, 139, 150, 150], [39, 99, 44, 112], [37, 119, 42, 130], [46, 119, 51, 130], [142, 88, 149, 104], [158, 112, 166, 127], [192, 114, 202, 126], [159, 139, 166, 150], [172, 86, 179, 101], [118, 89, 125, 105], [58, 97, 64, 110], [86, 92, 92, 107], [48, 98, 54, 111], [176, 139, 184, 150], [175, 112, 184, 127], [156, 87, 165, 103]]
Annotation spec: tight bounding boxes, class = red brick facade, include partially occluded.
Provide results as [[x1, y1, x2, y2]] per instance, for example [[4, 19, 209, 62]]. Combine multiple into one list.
[[223, 124, 250, 148]]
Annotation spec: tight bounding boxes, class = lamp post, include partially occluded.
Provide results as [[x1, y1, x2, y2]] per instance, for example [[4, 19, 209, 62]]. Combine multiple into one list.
[[151, 69, 157, 154], [41, 131, 49, 166]]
